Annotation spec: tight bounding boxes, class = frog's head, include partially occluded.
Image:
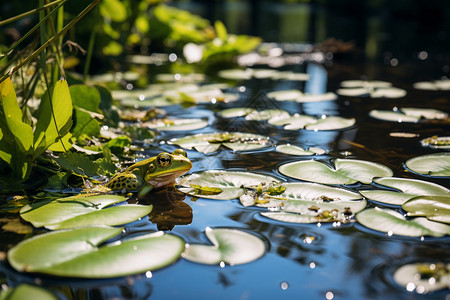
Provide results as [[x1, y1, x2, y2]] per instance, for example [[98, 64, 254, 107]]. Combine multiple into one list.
[[144, 149, 192, 188]]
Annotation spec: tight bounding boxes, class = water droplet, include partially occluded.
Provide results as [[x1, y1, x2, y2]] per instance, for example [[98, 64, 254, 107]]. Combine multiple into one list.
[[145, 271, 152, 278], [418, 51, 428, 60], [174, 73, 181, 81], [126, 83, 133, 90], [309, 262, 316, 269], [387, 231, 393, 237], [139, 94, 145, 101], [169, 53, 177, 62], [325, 291, 334, 299], [219, 261, 225, 268], [281, 281, 288, 290], [406, 282, 415, 292]]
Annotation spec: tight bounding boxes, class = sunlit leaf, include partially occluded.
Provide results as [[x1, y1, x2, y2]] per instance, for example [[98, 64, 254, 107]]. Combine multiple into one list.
[[413, 79, 450, 90], [144, 118, 208, 131], [356, 207, 450, 237], [402, 195, 450, 224], [7, 227, 184, 278], [245, 109, 290, 121], [0, 284, 58, 300], [276, 144, 326, 156], [393, 262, 450, 293], [182, 227, 265, 265], [405, 152, 450, 177], [218, 107, 255, 118], [420, 136, 450, 149], [337, 80, 406, 98], [369, 110, 420, 123], [177, 170, 281, 200], [20, 194, 152, 230], [279, 159, 392, 185]]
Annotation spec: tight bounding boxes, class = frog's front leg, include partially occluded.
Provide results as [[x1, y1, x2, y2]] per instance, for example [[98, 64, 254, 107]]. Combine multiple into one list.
[[137, 183, 154, 199]]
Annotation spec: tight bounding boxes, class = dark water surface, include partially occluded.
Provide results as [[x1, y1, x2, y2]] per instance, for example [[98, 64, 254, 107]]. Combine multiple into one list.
[[1, 59, 449, 300]]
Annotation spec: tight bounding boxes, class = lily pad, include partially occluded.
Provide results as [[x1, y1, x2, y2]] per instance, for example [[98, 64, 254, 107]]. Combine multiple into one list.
[[413, 79, 450, 90], [256, 182, 366, 223], [177, 170, 281, 200], [245, 109, 290, 121], [356, 207, 450, 237], [370, 108, 448, 123], [182, 227, 265, 265], [267, 89, 337, 103], [279, 159, 393, 185], [420, 136, 450, 149], [276, 144, 326, 156], [402, 195, 450, 224], [168, 132, 272, 153], [394, 262, 450, 293], [404, 153, 450, 177], [7, 227, 185, 278], [20, 195, 152, 230], [143, 118, 208, 131], [269, 114, 355, 131], [218, 107, 255, 118], [359, 177, 450, 206], [0, 284, 58, 300], [337, 80, 406, 98]]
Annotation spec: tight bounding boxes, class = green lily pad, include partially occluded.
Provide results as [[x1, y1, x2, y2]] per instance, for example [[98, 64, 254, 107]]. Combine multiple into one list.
[[217, 69, 253, 80], [370, 108, 448, 123], [359, 177, 450, 205], [393, 262, 450, 293], [420, 136, 450, 149], [269, 114, 355, 130], [182, 227, 265, 265], [168, 132, 272, 153], [177, 170, 281, 200], [7, 226, 185, 278], [20, 195, 152, 230], [279, 159, 393, 185], [405, 153, 450, 177], [356, 207, 450, 237], [276, 144, 326, 156], [402, 195, 450, 224], [218, 107, 255, 118], [0, 284, 58, 300], [337, 80, 406, 98], [245, 109, 290, 121], [413, 79, 450, 90], [267, 89, 337, 102], [256, 182, 366, 223], [144, 118, 208, 131], [401, 107, 448, 119]]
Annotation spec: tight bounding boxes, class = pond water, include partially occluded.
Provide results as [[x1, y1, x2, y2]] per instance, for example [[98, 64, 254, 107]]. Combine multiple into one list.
[[0, 56, 449, 300]]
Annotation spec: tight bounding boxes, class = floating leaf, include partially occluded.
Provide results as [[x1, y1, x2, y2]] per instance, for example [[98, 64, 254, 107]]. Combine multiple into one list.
[[144, 118, 208, 131], [169, 132, 272, 153], [413, 79, 450, 90], [177, 170, 281, 200], [245, 109, 290, 121], [420, 136, 450, 149], [402, 195, 450, 224], [405, 153, 450, 177], [279, 159, 392, 185], [257, 182, 366, 223], [269, 114, 355, 130], [217, 107, 255, 118], [401, 107, 448, 120], [393, 262, 450, 293], [337, 80, 406, 98], [370, 108, 448, 123], [276, 144, 326, 156], [7, 227, 184, 278], [267, 89, 337, 102], [359, 177, 450, 205], [20, 195, 152, 230], [182, 227, 265, 265], [305, 116, 356, 131], [0, 284, 58, 300], [356, 207, 450, 237]]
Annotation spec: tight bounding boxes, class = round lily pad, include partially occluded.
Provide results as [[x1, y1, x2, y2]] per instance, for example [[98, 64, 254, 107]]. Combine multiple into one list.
[[359, 177, 450, 206], [20, 195, 152, 230], [393, 262, 450, 293], [257, 182, 366, 223], [0, 284, 58, 300], [404, 153, 450, 177], [279, 159, 393, 185], [269, 114, 355, 131], [182, 227, 266, 266], [337, 80, 406, 98], [218, 107, 255, 118], [356, 207, 450, 237], [7, 227, 185, 278], [402, 195, 450, 224], [420, 136, 450, 149], [276, 144, 326, 156], [177, 170, 282, 200], [144, 118, 208, 131], [168, 132, 272, 153], [413, 79, 450, 90]]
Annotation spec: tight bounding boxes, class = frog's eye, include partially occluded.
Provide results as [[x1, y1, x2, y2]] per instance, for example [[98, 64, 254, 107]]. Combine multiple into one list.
[[156, 153, 172, 168], [172, 149, 187, 158]]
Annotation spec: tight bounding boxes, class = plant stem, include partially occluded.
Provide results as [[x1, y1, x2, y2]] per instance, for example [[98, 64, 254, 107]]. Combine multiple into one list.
[[83, 29, 96, 80], [0, 0, 66, 27], [0, 0, 102, 83]]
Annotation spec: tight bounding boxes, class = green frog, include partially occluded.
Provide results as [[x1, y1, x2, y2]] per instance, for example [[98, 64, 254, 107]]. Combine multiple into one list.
[[105, 149, 192, 198]]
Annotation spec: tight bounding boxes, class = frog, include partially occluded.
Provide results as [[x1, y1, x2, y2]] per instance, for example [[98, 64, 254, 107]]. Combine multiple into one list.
[[105, 149, 192, 198]]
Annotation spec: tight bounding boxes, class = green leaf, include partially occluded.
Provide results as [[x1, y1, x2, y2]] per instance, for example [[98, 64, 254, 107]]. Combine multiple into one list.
[[402, 195, 450, 224], [276, 144, 326, 156], [214, 20, 228, 41], [20, 194, 151, 230], [177, 170, 281, 200], [72, 107, 101, 139], [70, 84, 102, 113], [279, 159, 393, 185], [359, 177, 450, 205], [0, 77, 33, 152], [34, 79, 73, 152], [54, 152, 100, 178], [99, 0, 127, 22], [405, 152, 450, 177], [393, 262, 450, 293], [7, 227, 185, 278], [182, 227, 265, 265], [144, 118, 208, 132], [356, 207, 450, 237], [0, 284, 58, 300]]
